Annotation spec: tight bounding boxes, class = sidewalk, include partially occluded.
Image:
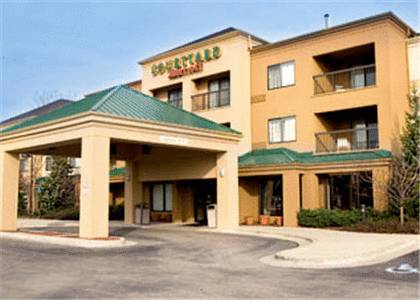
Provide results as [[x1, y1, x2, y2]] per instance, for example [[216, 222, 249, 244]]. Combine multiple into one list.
[[215, 226, 420, 269]]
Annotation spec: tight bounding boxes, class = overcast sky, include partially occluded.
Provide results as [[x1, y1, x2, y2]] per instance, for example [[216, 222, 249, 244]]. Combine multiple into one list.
[[1, 0, 419, 120]]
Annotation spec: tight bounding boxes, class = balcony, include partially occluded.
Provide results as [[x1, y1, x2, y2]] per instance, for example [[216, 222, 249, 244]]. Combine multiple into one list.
[[191, 89, 230, 112], [314, 64, 376, 95], [315, 126, 379, 153]]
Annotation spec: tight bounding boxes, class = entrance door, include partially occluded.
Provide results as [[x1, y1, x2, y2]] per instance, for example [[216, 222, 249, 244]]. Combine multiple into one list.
[[193, 180, 216, 225], [260, 177, 283, 216]]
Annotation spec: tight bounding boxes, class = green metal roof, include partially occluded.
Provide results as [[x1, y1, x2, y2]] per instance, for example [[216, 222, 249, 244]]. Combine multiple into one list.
[[239, 148, 391, 167], [2, 86, 239, 135]]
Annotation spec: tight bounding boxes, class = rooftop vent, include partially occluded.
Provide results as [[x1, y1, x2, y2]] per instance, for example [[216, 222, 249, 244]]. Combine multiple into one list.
[[324, 13, 330, 29]]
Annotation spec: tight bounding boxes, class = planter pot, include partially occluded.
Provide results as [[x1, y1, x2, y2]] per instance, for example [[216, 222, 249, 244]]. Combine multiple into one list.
[[244, 216, 255, 225], [272, 216, 282, 226], [259, 215, 270, 225]]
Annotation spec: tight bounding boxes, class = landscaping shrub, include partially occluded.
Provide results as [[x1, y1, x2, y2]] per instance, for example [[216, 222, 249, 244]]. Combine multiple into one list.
[[41, 204, 125, 221], [298, 208, 361, 227], [42, 207, 79, 220], [343, 217, 419, 234], [18, 191, 28, 216], [298, 208, 417, 233]]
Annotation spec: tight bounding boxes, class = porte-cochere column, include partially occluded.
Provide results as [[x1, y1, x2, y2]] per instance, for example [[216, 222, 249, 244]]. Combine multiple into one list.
[[0, 151, 19, 232], [216, 149, 239, 229], [79, 135, 110, 239]]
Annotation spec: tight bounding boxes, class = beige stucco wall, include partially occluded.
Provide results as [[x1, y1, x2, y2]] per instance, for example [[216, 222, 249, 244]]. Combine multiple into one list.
[[250, 20, 410, 153], [140, 34, 259, 155]]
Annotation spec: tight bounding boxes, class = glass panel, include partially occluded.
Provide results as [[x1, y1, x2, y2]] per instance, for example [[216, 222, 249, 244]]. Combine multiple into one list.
[[165, 183, 173, 211], [281, 62, 295, 86], [269, 119, 281, 143], [268, 65, 281, 89], [260, 179, 282, 216], [219, 89, 229, 106], [282, 117, 296, 141], [152, 184, 164, 211], [352, 121, 367, 149], [366, 69, 376, 86], [351, 69, 365, 88], [220, 78, 229, 90], [168, 88, 182, 108], [208, 80, 219, 108]]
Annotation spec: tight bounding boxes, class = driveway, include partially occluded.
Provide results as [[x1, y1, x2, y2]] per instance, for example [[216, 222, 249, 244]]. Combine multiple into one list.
[[0, 226, 418, 299]]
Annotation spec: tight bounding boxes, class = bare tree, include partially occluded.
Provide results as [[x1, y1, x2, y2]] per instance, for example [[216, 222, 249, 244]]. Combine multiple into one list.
[[386, 154, 419, 224]]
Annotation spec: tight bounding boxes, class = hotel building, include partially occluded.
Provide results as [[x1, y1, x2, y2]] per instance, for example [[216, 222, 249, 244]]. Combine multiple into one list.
[[0, 12, 418, 238]]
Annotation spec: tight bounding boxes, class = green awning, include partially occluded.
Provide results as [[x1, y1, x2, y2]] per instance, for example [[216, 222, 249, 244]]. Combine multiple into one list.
[[239, 148, 391, 167]]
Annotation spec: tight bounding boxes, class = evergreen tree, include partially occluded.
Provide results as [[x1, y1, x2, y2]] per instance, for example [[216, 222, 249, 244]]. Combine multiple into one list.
[[389, 87, 420, 222], [400, 87, 419, 163], [38, 156, 75, 215]]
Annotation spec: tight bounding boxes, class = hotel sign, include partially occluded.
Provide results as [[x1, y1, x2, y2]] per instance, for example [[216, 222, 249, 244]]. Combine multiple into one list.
[[159, 135, 189, 146], [151, 46, 222, 79]]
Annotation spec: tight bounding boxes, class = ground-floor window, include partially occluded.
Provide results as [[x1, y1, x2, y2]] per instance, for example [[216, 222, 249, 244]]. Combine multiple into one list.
[[327, 172, 373, 209], [260, 178, 283, 216], [152, 183, 173, 212]]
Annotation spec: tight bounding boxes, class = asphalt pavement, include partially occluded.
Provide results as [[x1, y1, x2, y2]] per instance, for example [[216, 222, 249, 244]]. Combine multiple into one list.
[[0, 226, 418, 299]]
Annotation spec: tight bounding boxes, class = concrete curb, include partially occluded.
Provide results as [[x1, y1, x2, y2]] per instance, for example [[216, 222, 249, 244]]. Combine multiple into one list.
[[200, 227, 419, 269], [263, 239, 419, 269], [0, 232, 138, 249]]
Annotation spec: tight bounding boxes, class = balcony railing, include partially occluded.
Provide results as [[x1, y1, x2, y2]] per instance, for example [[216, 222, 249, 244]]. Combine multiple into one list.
[[315, 126, 379, 153], [191, 89, 230, 111], [313, 64, 376, 95]]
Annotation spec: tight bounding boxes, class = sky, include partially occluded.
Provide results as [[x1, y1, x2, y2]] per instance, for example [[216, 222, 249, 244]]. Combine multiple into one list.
[[1, 0, 419, 120]]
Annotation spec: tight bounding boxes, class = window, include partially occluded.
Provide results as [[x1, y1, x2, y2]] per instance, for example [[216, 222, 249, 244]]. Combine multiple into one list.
[[19, 156, 28, 172], [260, 179, 283, 216], [268, 61, 295, 90], [152, 183, 173, 212], [68, 158, 77, 168], [220, 122, 231, 128], [45, 156, 53, 171], [168, 88, 182, 108], [208, 77, 230, 108], [268, 116, 296, 143]]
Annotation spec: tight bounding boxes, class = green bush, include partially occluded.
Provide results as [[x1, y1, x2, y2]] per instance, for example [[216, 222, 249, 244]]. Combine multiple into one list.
[[298, 208, 361, 227], [41, 204, 125, 221], [42, 207, 79, 220], [18, 191, 28, 216], [405, 198, 419, 219], [344, 217, 419, 234]]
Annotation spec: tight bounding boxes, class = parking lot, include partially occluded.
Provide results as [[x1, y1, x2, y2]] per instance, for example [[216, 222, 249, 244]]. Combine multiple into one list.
[[0, 226, 418, 299]]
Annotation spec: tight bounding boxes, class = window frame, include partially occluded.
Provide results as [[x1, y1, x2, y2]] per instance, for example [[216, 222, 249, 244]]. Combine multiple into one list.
[[207, 77, 230, 108], [151, 182, 173, 212], [167, 87, 183, 108], [267, 115, 297, 144], [267, 60, 296, 91]]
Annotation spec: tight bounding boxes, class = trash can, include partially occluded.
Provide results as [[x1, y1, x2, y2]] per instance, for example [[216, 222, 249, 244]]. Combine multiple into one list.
[[135, 204, 150, 225], [141, 206, 150, 225], [206, 204, 217, 228], [135, 205, 142, 224]]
